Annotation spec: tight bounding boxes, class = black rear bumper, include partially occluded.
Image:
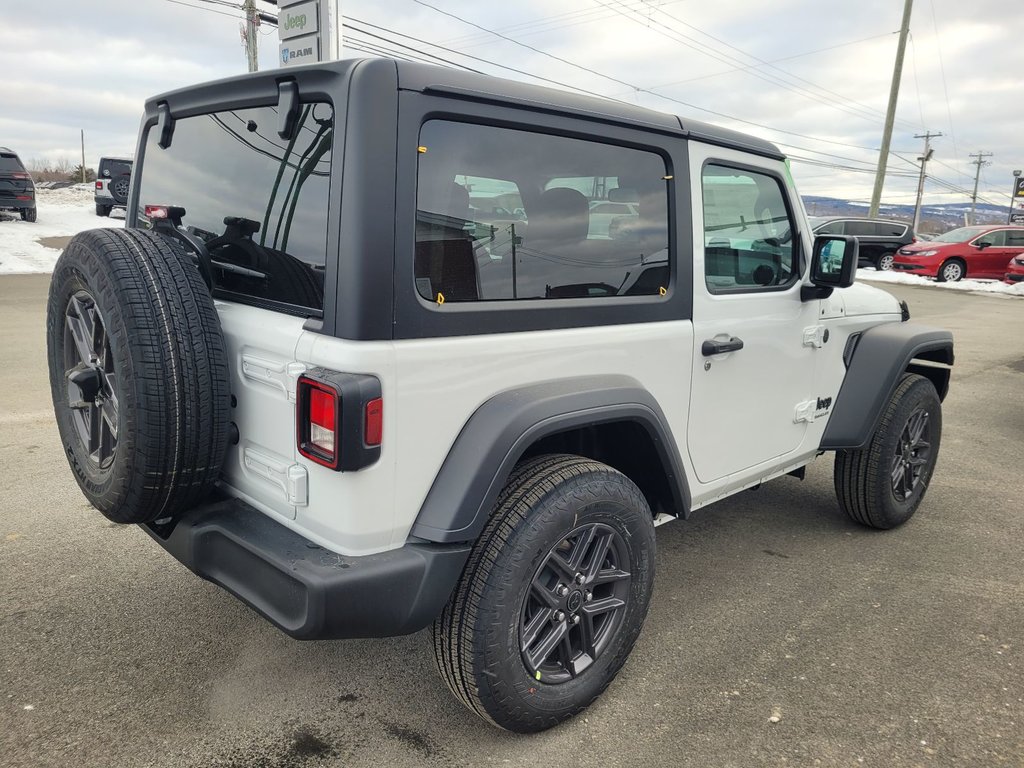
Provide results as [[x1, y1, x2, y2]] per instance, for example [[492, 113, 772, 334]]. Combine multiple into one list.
[[143, 498, 471, 640]]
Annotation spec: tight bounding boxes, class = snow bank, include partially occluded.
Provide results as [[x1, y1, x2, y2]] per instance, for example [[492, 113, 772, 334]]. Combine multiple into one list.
[[857, 267, 1024, 297], [0, 187, 124, 274]]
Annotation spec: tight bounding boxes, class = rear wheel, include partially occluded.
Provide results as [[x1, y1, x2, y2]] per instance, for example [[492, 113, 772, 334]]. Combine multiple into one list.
[[877, 252, 895, 271], [46, 228, 230, 524], [21, 207, 36, 222], [937, 258, 965, 282], [95, 204, 111, 217], [834, 373, 942, 529], [433, 454, 656, 732]]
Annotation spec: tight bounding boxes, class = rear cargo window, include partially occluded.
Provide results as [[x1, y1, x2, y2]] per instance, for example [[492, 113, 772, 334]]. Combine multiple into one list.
[[99, 159, 132, 178], [136, 102, 333, 315], [0, 153, 26, 172]]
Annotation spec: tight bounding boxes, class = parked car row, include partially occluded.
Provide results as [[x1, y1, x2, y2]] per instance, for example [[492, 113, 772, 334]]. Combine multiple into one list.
[[810, 215, 1024, 283]]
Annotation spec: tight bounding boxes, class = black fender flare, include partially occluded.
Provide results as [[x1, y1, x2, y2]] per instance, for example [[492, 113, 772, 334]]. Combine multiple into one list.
[[820, 322, 954, 451], [409, 375, 690, 544]]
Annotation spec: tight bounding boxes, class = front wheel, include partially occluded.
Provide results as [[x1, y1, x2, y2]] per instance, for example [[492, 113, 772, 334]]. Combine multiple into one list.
[[834, 373, 942, 529], [937, 259, 965, 282], [433, 454, 656, 732]]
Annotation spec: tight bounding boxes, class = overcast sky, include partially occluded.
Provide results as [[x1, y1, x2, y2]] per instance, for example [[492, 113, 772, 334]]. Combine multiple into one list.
[[2, 0, 1020, 207]]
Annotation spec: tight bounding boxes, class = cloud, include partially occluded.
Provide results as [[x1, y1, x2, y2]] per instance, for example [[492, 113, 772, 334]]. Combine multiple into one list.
[[2, 0, 1018, 207]]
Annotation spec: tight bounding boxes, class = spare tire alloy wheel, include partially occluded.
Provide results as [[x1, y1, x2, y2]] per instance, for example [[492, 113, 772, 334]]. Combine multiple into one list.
[[63, 291, 119, 468], [47, 229, 231, 525], [110, 174, 130, 204], [434, 454, 656, 733]]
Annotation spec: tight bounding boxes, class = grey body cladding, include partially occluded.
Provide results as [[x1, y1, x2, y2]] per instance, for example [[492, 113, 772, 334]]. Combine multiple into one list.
[[820, 322, 954, 450], [128, 57, 784, 342]]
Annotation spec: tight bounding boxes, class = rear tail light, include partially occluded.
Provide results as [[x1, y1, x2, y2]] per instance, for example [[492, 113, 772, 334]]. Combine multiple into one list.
[[95, 181, 103, 189], [11, 172, 29, 180], [297, 372, 382, 471]]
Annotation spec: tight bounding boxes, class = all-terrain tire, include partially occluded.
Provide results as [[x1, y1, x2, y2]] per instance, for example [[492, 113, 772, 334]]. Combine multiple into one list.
[[95, 204, 111, 217], [433, 454, 656, 733], [46, 228, 231, 524], [834, 373, 942, 529]]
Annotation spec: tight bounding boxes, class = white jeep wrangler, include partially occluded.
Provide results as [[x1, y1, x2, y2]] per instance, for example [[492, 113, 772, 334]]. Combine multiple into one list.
[[46, 59, 954, 733]]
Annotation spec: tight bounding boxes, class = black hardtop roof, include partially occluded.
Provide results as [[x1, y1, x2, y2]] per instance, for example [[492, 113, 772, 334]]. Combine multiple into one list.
[[145, 58, 784, 161], [99, 156, 133, 162]]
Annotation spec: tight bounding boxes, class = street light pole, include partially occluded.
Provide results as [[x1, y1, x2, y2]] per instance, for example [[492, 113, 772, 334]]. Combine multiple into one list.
[[1010, 170, 1023, 225]]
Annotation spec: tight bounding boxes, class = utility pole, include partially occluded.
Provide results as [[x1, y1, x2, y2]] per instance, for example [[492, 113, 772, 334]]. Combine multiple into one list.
[[243, 0, 259, 72], [80, 129, 86, 183], [912, 131, 941, 233], [967, 151, 993, 225], [869, 0, 914, 218]]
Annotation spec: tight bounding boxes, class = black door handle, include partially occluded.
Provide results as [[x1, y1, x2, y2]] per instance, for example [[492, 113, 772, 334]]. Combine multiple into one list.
[[702, 336, 744, 356]]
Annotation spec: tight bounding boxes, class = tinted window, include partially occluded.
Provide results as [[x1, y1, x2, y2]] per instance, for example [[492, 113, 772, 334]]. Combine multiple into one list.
[[415, 120, 669, 302], [844, 220, 874, 236], [137, 102, 334, 314], [815, 220, 844, 235], [1005, 230, 1024, 248], [877, 222, 907, 237], [0, 153, 25, 172], [99, 159, 132, 178], [702, 164, 798, 292]]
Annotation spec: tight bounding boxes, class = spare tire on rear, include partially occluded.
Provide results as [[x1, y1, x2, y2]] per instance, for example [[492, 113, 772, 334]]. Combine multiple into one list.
[[46, 229, 231, 524]]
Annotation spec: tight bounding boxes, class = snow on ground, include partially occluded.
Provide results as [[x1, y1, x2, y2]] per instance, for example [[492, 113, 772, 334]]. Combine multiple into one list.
[[0, 186, 123, 274], [857, 267, 1024, 298]]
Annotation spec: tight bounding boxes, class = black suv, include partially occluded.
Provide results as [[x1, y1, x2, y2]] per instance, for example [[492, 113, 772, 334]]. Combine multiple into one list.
[[809, 216, 914, 270], [94, 156, 133, 217], [0, 147, 36, 222]]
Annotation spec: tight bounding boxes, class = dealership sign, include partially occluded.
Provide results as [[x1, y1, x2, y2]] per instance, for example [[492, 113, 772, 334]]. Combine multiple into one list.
[[278, 0, 339, 68]]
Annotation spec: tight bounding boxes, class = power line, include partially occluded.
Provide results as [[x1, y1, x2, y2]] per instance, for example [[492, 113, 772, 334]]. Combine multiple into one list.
[[596, 0, 920, 131], [161, 0, 243, 19]]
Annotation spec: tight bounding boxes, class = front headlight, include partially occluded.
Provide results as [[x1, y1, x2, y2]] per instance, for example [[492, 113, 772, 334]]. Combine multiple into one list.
[[910, 250, 938, 257]]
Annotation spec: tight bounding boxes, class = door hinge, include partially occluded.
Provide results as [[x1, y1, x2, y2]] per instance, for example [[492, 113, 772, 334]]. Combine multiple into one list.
[[240, 355, 307, 402], [794, 400, 817, 423], [803, 325, 829, 348]]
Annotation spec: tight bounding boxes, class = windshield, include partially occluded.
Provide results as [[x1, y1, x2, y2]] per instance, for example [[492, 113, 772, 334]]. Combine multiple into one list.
[[933, 226, 988, 244], [136, 102, 334, 315]]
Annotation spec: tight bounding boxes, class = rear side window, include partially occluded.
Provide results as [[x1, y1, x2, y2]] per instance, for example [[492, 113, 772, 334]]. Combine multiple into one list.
[[1006, 230, 1024, 247], [877, 222, 907, 237], [0, 153, 25, 172], [415, 120, 670, 302], [137, 102, 334, 315], [701, 163, 798, 293], [844, 221, 875, 236]]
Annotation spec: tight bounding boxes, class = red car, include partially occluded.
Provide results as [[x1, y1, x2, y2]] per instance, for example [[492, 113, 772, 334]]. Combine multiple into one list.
[[892, 225, 1024, 282], [1006, 252, 1024, 284]]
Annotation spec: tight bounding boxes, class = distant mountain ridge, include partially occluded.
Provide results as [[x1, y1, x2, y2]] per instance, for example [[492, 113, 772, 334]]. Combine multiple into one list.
[[802, 195, 1012, 232]]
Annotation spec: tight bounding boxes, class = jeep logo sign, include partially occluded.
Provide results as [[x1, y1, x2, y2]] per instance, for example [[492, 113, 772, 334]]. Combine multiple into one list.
[[277, 0, 338, 67], [278, 1, 318, 41]]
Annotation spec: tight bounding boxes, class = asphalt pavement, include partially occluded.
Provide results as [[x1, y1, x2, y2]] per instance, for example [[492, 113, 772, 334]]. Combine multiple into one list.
[[2, 273, 1022, 768]]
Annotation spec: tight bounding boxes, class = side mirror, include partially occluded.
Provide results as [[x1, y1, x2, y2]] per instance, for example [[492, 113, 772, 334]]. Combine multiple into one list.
[[975, 240, 991, 250], [810, 235, 857, 288]]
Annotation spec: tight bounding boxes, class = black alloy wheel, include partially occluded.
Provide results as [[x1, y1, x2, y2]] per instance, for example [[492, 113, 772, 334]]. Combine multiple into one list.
[[891, 408, 931, 501], [110, 174, 131, 204], [520, 522, 631, 684], [63, 290, 118, 468]]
